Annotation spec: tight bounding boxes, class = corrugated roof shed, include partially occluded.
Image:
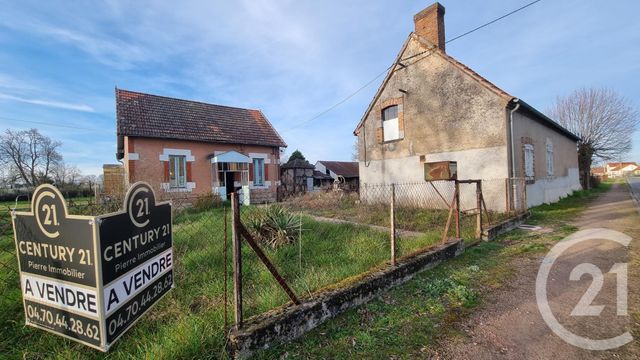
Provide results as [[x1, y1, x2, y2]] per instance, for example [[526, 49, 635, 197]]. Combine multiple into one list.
[[317, 161, 359, 178]]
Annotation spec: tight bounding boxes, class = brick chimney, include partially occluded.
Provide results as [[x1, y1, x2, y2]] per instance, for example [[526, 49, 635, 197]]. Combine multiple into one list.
[[414, 2, 446, 52]]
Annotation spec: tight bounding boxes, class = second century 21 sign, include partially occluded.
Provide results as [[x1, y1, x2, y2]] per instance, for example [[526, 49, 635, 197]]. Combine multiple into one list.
[[12, 181, 173, 351]]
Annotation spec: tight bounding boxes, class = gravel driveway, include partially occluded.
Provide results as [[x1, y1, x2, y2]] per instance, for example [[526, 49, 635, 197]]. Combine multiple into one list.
[[436, 183, 640, 359]]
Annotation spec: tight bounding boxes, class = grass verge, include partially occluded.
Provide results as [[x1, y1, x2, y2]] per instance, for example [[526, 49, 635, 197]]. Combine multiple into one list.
[[252, 183, 613, 359]]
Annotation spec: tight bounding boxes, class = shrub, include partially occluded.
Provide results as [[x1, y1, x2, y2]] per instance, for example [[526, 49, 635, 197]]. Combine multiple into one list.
[[283, 190, 358, 211], [246, 205, 300, 249], [445, 283, 478, 308], [192, 192, 224, 212]]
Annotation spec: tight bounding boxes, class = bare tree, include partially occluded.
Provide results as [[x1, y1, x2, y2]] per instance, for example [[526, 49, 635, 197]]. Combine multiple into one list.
[[548, 88, 638, 189], [83, 174, 98, 193], [51, 163, 82, 187], [0, 129, 62, 186], [351, 139, 358, 162]]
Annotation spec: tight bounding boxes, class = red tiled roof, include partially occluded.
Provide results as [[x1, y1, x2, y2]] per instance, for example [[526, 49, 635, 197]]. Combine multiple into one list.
[[116, 89, 286, 147], [317, 161, 359, 178], [608, 162, 638, 171]]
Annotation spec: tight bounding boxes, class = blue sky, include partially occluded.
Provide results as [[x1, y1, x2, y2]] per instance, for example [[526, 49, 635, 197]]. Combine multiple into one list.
[[0, 0, 638, 175]]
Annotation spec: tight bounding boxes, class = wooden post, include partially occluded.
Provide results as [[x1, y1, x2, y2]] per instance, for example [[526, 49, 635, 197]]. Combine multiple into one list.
[[441, 187, 458, 243], [231, 192, 243, 328], [390, 184, 396, 266], [454, 180, 461, 238], [476, 181, 483, 240]]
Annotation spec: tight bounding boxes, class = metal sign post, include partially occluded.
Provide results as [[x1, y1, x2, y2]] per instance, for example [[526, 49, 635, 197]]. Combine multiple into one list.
[[12, 182, 173, 352]]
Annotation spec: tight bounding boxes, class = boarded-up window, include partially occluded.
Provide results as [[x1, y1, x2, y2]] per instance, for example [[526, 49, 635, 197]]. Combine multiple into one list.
[[523, 144, 535, 180], [382, 105, 400, 141]]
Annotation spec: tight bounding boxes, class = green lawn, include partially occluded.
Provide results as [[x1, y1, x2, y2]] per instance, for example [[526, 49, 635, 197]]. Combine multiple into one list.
[[1, 179, 588, 359], [281, 192, 506, 244], [252, 183, 613, 359], [0, 196, 94, 214], [0, 202, 442, 359]]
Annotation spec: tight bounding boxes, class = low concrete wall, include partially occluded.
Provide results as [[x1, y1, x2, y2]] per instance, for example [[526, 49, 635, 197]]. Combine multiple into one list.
[[482, 212, 530, 241], [526, 168, 581, 207], [227, 239, 465, 358]]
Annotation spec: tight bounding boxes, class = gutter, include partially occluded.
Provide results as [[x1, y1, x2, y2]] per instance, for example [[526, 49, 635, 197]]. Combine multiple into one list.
[[515, 99, 580, 142]]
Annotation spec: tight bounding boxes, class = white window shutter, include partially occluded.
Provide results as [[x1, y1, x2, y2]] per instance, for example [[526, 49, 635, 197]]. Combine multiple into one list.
[[524, 144, 534, 179]]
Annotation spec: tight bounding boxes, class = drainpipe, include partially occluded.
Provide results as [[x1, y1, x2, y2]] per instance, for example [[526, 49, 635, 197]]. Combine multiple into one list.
[[509, 99, 520, 210], [509, 99, 520, 178]]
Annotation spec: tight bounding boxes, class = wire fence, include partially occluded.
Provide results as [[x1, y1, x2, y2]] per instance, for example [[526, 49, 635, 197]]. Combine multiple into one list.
[[0, 178, 528, 357]]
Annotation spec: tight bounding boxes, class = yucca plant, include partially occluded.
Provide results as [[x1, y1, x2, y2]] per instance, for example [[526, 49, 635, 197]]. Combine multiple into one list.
[[245, 205, 299, 249]]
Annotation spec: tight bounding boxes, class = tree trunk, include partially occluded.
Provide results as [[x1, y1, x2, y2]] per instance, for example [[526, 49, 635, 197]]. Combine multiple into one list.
[[577, 143, 594, 189]]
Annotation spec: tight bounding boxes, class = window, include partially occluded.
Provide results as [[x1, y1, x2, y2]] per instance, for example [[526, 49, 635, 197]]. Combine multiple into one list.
[[523, 144, 535, 180], [546, 141, 554, 176], [169, 155, 186, 188], [253, 158, 264, 186], [382, 105, 400, 141]]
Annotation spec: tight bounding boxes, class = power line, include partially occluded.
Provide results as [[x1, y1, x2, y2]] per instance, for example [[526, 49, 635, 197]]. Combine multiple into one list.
[[283, 0, 543, 132], [1, 1, 542, 136], [446, 0, 542, 44], [283, 66, 393, 132]]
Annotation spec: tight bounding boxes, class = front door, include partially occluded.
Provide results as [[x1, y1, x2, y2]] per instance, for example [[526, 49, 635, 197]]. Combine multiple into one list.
[[225, 172, 235, 200], [306, 177, 314, 192]]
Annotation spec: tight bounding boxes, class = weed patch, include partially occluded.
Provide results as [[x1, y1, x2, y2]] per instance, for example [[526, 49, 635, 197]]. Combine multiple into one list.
[[254, 183, 611, 359]]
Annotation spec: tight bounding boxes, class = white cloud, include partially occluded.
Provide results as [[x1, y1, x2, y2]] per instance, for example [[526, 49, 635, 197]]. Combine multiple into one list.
[[1, 0, 638, 169], [0, 92, 95, 112]]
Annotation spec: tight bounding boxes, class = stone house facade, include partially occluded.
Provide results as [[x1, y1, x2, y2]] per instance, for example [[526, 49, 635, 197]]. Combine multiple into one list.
[[116, 89, 286, 204], [354, 3, 581, 210]]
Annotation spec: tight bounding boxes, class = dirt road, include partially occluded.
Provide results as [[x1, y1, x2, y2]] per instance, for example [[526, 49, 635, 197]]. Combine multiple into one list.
[[437, 183, 640, 359]]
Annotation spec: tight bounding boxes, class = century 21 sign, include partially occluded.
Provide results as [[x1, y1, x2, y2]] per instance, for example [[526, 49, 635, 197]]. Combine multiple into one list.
[[12, 182, 173, 351]]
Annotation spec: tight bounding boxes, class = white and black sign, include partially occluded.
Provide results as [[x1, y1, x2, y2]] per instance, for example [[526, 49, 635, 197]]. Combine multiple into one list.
[[97, 182, 173, 344], [12, 182, 173, 352]]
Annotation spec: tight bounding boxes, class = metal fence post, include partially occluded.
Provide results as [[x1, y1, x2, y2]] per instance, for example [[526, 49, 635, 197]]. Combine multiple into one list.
[[476, 181, 482, 240], [390, 184, 396, 266], [454, 180, 461, 238], [231, 192, 243, 328], [223, 205, 228, 329]]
